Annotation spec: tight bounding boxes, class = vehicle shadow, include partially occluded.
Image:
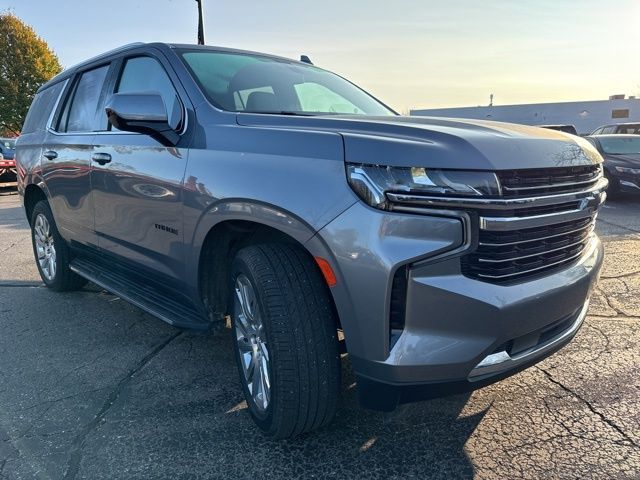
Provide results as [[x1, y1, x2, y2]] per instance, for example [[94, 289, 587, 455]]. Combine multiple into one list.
[[142, 328, 487, 479], [0, 284, 487, 479]]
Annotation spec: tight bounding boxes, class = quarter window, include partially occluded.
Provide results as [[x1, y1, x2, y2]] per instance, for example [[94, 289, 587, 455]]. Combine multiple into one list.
[[21, 81, 66, 134], [62, 65, 110, 133]]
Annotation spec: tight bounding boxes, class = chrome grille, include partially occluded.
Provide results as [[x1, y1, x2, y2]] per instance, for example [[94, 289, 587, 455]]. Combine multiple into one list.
[[497, 164, 602, 197], [461, 216, 595, 283], [387, 163, 606, 284], [463, 165, 604, 283]]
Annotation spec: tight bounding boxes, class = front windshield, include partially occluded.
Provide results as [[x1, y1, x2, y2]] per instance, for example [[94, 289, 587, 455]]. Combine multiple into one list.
[[599, 136, 640, 155], [180, 50, 396, 116]]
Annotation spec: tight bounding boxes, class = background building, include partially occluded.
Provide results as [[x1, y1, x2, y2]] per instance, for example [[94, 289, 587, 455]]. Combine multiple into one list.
[[411, 95, 640, 135]]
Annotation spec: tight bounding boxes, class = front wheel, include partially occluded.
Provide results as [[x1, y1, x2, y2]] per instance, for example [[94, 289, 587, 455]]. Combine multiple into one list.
[[230, 244, 340, 439], [30, 201, 87, 291]]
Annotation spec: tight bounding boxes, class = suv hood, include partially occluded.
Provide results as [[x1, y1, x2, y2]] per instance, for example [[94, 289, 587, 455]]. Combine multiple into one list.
[[236, 114, 601, 170]]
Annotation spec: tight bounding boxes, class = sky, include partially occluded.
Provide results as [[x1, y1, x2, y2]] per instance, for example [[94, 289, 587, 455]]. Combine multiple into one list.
[[3, 0, 640, 113]]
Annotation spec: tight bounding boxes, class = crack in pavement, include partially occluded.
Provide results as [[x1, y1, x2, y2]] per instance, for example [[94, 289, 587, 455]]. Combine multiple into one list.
[[536, 366, 638, 449], [0, 242, 17, 254], [600, 270, 640, 280], [593, 286, 640, 319], [586, 323, 611, 354], [62, 331, 183, 480], [12, 386, 114, 413]]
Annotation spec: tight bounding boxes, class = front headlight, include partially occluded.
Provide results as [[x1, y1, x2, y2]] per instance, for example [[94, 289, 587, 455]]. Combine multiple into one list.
[[346, 163, 501, 209], [614, 166, 640, 175]]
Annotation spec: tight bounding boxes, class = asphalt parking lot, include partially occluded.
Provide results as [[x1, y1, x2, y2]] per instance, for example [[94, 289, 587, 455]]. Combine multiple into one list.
[[0, 188, 638, 480]]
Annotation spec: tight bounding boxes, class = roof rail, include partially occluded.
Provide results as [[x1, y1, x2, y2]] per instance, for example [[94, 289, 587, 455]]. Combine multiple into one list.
[[72, 42, 146, 68]]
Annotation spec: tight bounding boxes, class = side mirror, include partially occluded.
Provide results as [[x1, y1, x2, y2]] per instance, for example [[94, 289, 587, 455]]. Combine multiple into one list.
[[105, 93, 181, 146]]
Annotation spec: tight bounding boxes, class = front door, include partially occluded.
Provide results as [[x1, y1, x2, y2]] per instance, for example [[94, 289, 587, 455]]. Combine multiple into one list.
[[91, 54, 188, 284]]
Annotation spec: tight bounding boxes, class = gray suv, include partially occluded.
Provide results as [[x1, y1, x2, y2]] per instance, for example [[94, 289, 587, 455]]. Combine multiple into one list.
[[17, 43, 607, 439]]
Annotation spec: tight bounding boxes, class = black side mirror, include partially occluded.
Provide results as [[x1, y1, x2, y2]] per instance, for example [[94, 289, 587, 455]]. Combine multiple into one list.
[[105, 93, 181, 146]]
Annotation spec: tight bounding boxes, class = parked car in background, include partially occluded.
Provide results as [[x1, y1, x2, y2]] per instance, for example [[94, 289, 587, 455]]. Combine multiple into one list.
[[537, 124, 578, 135], [17, 42, 607, 439], [0, 138, 16, 160], [586, 134, 640, 195], [0, 138, 17, 188], [591, 122, 640, 135]]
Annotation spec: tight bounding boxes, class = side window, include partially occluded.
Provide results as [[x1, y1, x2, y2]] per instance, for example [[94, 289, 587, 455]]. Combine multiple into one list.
[[602, 126, 616, 134], [61, 65, 110, 133], [21, 81, 66, 134], [591, 128, 602, 135], [115, 56, 182, 129]]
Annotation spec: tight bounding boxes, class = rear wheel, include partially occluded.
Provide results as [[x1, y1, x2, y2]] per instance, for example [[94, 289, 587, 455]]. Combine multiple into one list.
[[30, 201, 87, 291], [230, 244, 340, 439]]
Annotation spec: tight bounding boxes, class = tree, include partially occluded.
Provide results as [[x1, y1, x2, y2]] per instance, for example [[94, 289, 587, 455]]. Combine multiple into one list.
[[0, 13, 62, 137]]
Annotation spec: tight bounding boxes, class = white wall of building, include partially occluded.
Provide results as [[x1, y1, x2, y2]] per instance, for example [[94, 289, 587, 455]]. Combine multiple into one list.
[[411, 98, 640, 135]]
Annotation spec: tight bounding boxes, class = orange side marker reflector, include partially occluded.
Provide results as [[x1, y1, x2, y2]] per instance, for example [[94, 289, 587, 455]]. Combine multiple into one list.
[[314, 256, 337, 287]]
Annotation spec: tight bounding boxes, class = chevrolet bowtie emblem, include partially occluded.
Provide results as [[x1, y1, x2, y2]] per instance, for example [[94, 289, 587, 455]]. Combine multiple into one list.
[[578, 197, 590, 210]]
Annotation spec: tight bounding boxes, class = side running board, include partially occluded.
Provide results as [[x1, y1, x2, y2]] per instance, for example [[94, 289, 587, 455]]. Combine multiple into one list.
[[70, 257, 210, 330]]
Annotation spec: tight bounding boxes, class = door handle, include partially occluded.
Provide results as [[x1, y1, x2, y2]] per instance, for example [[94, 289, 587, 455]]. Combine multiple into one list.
[[91, 152, 112, 165], [43, 150, 58, 160]]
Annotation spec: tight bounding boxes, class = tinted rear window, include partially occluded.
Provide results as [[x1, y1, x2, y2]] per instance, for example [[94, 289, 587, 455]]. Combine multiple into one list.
[[21, 81, 66, 134], [63, 65, 110, 132]]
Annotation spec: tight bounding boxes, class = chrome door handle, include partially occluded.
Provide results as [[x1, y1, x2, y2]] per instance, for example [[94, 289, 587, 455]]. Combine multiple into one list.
[[91, 152, 112, 165], [43, 150, 58, 160]]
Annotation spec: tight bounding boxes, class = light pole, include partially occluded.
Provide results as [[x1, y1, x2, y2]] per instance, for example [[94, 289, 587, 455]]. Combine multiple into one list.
[[196, 0, 205, 45]]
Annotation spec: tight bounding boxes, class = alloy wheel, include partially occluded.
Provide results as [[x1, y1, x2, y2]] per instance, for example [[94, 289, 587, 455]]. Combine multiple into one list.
[[234, 274, 271, 411], [34, 213, 56, 281]]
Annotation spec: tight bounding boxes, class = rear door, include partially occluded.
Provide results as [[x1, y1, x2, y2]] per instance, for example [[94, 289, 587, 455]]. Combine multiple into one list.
[[42, 63, 113, 246], [91, 52, 189, 284]]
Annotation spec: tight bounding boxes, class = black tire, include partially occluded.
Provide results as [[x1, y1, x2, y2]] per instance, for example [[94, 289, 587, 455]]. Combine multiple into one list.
[[230, 243, 340, 439], [30, 201, 87, 292]]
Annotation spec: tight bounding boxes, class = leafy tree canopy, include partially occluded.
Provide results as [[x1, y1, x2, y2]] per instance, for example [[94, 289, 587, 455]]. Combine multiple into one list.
[[0, 13, 62, 136]]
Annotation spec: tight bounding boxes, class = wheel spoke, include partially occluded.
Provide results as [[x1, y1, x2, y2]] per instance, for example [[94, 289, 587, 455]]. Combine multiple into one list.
[[49, 255, 56, 278], [238, 278, 254, 320], [41, 217, 50, 236], [234, 311, 251, 338], [245, 355, 256, 389], [251, 357, 262, 400], [34, 225, 45, 243], [259, 341, 269, 361], [260, 355, 270, 390], [237, 338, 252, 353]]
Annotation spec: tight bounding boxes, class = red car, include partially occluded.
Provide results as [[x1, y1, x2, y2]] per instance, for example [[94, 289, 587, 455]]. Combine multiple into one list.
[[0, 155, 17, 188]]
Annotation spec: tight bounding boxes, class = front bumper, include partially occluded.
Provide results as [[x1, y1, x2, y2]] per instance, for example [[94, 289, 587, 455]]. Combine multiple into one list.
[[617, 176, 640, 194], [350, 237, 602, 410], [318, 201, 604, 411]]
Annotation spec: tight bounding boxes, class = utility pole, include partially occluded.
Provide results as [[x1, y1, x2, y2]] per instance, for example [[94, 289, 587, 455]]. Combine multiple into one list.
[[196, 0, 205, 45]]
